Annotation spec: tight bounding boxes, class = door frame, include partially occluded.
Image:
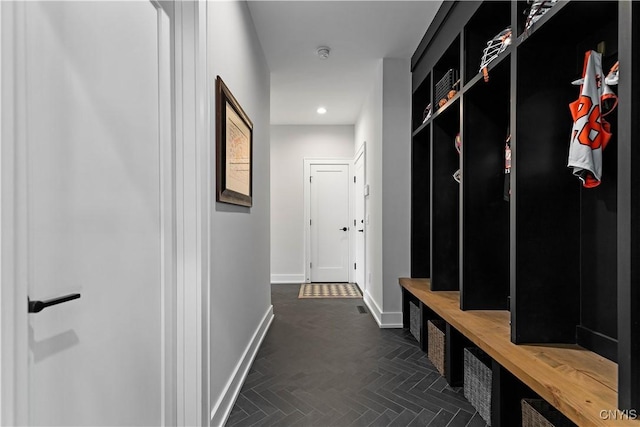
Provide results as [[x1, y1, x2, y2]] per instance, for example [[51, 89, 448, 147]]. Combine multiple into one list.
[[172, 1, 210, 425], [303, 158, 354, 283], [1, 2, 29, 424], [353, 143, 366, 293], [0, 1, 210, 425]]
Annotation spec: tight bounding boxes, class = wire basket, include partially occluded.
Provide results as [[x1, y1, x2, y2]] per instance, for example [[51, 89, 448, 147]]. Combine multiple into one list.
[[521, 399, 576, 427], [427, 319, 446, 376], [435, 69, 459, 108], [464, 347, 493, 426]]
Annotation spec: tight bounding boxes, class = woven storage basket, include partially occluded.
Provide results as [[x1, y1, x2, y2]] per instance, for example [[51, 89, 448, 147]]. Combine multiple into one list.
[[409, 301, 420, 341], [427, 319, 446, 376], [464, 347, 492, 426], [521, 399, 576, 427]]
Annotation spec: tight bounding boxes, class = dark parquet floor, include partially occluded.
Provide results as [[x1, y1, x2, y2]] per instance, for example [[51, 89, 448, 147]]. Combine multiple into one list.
[[226, 284, 488, 427]]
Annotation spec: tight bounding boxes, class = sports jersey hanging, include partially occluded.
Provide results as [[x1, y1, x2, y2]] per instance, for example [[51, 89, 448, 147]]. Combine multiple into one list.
[[567, 50, 618, 188]]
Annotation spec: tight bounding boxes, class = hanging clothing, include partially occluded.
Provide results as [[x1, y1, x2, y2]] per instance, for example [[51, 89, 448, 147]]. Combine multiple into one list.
[[567, 50, 616, 188]]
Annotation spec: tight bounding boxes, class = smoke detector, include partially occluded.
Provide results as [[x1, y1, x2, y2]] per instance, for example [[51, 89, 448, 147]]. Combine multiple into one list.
[[316, 46, 331, 60]]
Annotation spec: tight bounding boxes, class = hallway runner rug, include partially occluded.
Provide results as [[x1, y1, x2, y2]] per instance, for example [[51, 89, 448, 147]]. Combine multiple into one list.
[[298, 283, 362, 299]]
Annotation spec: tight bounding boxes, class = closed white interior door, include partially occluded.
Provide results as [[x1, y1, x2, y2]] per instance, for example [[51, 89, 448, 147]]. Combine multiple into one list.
[[354, 151, 366, 291], [21, 1, 173, 425], [310, 164, 350, 282]]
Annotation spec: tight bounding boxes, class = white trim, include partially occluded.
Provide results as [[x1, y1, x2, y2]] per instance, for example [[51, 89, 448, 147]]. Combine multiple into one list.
[[195, 2, 211, 423], [270, 274, 305, 284], [363, 292, 402, 329], [354, 142, 365, 160], [174, 3, 188, 424], [156, 3, 174, 424], [1, 2, 29, 424], [363, 291, 382, 326], [0, 0, 3, 420], [348, 158, 356, 284], [379, 312, 403, 328], [303, 157, 354, 283], [173, 1, 209, 425], [210, 306, 274, 427], [352, 143, 366, 292]]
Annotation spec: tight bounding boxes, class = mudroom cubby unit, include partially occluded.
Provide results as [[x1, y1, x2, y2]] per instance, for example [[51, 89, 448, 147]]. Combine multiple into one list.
[[408, 0, 639, 417], [461, 57, 510, 310], [513, 0, 619, 350], [462, 0, 511, 84], [411, 127, 431, 279], [431, 100, 460, 291]]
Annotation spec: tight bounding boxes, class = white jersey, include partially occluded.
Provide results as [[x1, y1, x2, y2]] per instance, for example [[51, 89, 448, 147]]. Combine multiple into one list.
[[567, 50, 614, 188]]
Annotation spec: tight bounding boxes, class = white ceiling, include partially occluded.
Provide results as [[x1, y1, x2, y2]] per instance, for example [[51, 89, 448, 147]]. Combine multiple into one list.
[[247, 1, 442, 125]]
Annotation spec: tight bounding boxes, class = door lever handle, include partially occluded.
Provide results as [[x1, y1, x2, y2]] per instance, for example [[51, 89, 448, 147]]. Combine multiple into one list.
[[358, 229, 364, 232], [28, 293, 81, 313], [339, 227, 348, 231]]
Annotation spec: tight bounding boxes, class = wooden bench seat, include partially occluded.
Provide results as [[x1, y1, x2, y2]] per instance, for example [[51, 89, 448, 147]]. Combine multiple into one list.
[[400, 277, 640, 426]]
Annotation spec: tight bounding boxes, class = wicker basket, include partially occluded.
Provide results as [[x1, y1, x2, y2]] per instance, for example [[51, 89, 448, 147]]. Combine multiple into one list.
[[521, 399, 576, 427], [427, 319, 446, 376], [409, 301, 420, 341], [464, 347, 493, 426]]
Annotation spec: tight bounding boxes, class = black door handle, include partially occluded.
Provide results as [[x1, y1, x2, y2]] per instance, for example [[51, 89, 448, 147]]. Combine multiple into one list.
[[358, 229, 364, 232], [28, 293, 81, 313], [339, 227, 348, 231]]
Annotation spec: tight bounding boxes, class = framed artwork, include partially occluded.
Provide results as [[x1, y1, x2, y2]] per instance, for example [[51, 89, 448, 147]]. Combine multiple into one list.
[[216, 76, 253, 207]]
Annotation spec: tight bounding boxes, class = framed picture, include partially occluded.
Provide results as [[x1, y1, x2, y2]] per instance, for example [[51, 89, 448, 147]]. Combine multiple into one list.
[[216, 76, 253, 207]]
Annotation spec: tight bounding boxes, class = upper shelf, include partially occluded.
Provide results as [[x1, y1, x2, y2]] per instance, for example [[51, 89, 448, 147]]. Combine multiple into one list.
[[516, 0, 569, 45], [413, 94, 461, 137], [462, 47, 511, 94]]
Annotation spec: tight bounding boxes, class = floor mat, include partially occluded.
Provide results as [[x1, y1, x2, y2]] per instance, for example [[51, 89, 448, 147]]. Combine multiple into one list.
[[298, 283, 362, 299]]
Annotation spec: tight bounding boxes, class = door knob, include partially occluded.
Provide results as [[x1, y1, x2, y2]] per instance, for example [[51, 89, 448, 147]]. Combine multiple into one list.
[[339, 227, 348, 231], [28, 293, 81, 313]]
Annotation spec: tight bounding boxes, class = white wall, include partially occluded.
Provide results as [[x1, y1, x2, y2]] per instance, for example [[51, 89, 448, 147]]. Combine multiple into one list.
[[381, 58, 411, 318], [271, 125, 354, 283], [355, 58, 411, 328], [356, 60, 384, 319], [207, 2, 272, 425]]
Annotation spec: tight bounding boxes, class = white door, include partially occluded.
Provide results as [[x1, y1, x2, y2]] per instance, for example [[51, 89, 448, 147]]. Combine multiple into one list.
[[354, 149, 366, 291], [18, 2, 173, 425], [310, 164, 350, 282]]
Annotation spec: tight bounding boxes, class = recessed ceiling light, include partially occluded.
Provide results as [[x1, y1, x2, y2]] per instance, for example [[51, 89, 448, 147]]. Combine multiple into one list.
[[317, 107, 327, 115]]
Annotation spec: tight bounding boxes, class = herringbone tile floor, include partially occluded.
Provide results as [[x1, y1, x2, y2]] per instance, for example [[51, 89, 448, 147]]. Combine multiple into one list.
[[226, 284, 488, 427]]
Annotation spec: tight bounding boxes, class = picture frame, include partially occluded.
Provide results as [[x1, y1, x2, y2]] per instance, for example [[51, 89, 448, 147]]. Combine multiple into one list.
[[216, 76, 253, 207]]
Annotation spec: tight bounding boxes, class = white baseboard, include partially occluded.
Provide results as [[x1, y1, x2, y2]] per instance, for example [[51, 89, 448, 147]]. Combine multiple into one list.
[[363, 292, 403, 329], [210, 305, 274, 427], [270, 273, 305, 284]]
